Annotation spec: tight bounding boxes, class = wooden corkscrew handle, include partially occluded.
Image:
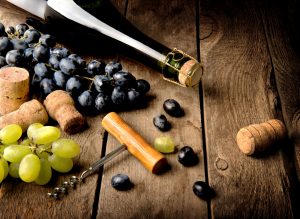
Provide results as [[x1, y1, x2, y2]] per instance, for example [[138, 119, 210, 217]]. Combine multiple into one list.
[[102, 112, 168, 174]]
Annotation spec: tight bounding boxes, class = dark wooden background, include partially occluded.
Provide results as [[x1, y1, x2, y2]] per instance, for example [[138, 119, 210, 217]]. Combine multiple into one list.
[[1, 0, 300, 218]]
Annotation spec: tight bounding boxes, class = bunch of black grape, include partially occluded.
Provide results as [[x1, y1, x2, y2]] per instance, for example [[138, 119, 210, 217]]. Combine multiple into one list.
[[0, 22, 150, 114]]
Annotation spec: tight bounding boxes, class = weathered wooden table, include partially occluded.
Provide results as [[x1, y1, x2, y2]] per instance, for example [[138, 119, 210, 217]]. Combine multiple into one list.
[[1, 0, 300, 218]]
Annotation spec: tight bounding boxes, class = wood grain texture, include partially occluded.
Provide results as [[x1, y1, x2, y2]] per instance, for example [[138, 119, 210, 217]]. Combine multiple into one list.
[[97, 0, 206, 218], [0, 1, 106, 218], [200, 0, 294, 218], [259, 0, 300, 184]]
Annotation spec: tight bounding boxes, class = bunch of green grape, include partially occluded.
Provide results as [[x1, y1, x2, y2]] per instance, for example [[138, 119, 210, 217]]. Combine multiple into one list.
[[0, 124, 80, 185]]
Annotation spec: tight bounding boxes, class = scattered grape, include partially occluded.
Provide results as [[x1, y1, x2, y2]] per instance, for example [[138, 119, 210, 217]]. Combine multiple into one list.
[[3, 145, 32, 163], [0, 161, 4, 183], [31, 126, 61, 144], [15, 23, 29, 36], [87, 60, 105, 76], [153, 114, 171, 132], [59, 58, 77, 75], [8, 163, 20, 178], [34, 62, 50, 78], [0, 157, 8, 179], [94, 75, 111, 92], [24, 47, 34, 60], [0, 37, 12, 55], [24, 29, 41, 44], [66, 76, 83, 97], [52, 138, 80, 158], [39, 34, 56, 47], [49, 55, 60, 69], [40, 78, 56, 97], [35, 158, 52, 185], [78, 90, 94, 110], [27, 123, 44, 140], [111, 86, 127, 105], [51, 47, 69, 59], [5, 49, 24, 66], [19, 154, 41, 182], [178, 146, 198, 166], [111, 173, 132, 191], [33, 44, 50, 62], [113, 71, 136, 88], [11, 38, 28, 51], [95, 91, 111, 111], [0, 124, 22, 145], [105, 61, 122, 78], [48, 155, 73, 173], [193, 181, 215, 200], [163, 99, 184, 117], [154, 135, 175, 153], [136, 79, 150, 94], [127, 89, 141, 104], [53, 70, 69, 88]]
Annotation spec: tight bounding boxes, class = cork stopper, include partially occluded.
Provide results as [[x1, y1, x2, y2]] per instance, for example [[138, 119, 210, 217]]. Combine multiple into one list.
[[179, 60, 203, 87], [236, 119, 287, 155], [44, 90, 85, 134], [0, 67, 30, 115], [0, 99, 48, 132]]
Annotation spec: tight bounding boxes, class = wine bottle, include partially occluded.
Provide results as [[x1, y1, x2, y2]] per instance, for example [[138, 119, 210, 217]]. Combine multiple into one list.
[[8, 0, 203, 87]]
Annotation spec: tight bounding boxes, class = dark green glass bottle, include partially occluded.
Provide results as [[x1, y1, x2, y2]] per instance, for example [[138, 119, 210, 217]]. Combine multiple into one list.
[[45, 0, 203, 87]]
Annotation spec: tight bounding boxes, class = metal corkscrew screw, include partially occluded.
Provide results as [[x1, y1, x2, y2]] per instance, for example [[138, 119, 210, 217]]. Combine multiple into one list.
[[48, 112, 167, 199]]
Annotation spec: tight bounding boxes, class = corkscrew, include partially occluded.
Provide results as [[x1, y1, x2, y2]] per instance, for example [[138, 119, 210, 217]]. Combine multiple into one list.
[[47, 112, 167, 199]]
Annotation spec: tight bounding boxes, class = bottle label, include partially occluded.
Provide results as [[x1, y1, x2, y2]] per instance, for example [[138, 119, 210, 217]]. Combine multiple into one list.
[[162, 49, 203, 87]]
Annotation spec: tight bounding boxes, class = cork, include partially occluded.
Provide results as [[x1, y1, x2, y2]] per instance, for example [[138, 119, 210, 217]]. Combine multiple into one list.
[[0, 99, 48, 132], [0, 67, 30, 115], [236, 119, 287, 155], [44, 90, 85, 134], [179, 60, 203, 87]]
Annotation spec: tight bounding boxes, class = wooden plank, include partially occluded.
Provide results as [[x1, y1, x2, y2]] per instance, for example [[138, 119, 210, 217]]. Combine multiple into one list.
[[97, 0, 207, 218], [0, 1, 124, 218], [200, 0, 294, 218], [259, 0, 300, 183]]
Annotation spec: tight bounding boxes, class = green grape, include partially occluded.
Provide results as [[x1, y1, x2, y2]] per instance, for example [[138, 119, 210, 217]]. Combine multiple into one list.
[[3, 145, 32, 163], [35, 158, 52, 185], [154, 135, 175, 153], [0, 124, 22, 145], [0, 157, 8, 179], [9, 163, 20, 178], [27, 123, 44, 140], [20, 138, 31, 146], [19, 154, 41, 182], [48, 155, 73, 173], [52, 138, 80, 158], [31, 126, 61, 145], [0, 162, 4, 183]]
